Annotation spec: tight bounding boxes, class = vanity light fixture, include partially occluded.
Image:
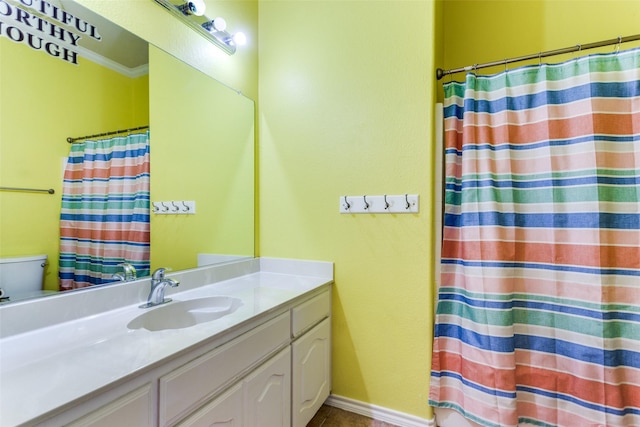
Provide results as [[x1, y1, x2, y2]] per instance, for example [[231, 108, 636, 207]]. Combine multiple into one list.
[[153, 0, 246, 55], [177, 0, 206, 16], [201, 18, 247, 49]]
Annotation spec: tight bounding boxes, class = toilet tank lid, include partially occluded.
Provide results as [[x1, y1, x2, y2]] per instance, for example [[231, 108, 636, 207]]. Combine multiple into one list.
[[0, 255, 48, 264]]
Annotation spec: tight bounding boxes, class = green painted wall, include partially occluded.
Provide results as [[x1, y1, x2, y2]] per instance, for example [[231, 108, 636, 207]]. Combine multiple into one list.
[[442, 0, 640, 79], [258, 0, 437, 419]]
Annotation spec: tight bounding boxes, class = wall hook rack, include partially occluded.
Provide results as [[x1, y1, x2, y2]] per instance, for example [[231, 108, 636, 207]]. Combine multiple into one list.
[[153, 200, 196, 215], [340, 194, 419, 214]]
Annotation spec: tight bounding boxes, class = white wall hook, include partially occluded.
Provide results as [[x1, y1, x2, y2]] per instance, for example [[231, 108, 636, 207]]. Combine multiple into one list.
[[342, 196, 351, 210]]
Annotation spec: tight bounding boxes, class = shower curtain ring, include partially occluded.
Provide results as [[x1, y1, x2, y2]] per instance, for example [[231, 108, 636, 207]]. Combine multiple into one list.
[[616, 36, 622, 53]]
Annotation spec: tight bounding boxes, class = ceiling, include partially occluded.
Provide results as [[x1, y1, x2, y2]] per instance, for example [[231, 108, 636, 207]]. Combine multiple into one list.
[[56, 0, 149, 73]]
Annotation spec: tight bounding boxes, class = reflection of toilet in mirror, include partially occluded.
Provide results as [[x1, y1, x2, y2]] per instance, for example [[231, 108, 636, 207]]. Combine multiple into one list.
[[0, 255, 51, 302]]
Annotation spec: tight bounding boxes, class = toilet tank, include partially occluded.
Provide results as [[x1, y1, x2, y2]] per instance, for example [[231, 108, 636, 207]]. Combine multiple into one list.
[[0, 255, 47, 301]]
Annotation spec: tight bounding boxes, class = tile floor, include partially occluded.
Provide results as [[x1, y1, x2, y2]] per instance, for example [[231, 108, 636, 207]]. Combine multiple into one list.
[[306, 404, 401, 427]]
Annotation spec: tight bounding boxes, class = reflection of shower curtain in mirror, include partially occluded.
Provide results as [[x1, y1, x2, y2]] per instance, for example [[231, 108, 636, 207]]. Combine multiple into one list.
[[59, 131, 150, 290]]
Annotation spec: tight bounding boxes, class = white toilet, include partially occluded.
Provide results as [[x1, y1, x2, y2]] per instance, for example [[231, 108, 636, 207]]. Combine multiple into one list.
[[0, 254, 49, 302]]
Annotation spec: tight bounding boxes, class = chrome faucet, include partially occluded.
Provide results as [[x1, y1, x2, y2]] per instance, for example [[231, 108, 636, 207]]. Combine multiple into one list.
[[113, 263, 137, 282], [119, 263, 137, 281], [140, 267, 180, 308]]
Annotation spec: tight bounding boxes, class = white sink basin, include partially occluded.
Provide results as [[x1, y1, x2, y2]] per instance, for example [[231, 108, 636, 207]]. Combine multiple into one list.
[[127, 296, 243, 331]]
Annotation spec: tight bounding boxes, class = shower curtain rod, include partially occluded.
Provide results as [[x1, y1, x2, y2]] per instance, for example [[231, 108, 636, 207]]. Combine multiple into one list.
[[67, 125, 149, 143], [0, 186, 55, 194], [436, 33, 640, 80]]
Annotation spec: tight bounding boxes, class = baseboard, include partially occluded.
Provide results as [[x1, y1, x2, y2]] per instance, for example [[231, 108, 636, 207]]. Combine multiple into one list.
[[325, 394, 436, 427]]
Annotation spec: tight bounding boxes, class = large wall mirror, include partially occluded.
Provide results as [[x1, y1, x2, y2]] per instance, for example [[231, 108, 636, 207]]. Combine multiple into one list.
[[0, 0, 254, 303]]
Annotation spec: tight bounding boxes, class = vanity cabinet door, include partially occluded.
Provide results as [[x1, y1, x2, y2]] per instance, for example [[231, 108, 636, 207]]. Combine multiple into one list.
[[243, 347, 291, 427], [159, 312, 290, 426], [65, 383, 154, 427], [291, 317, 331, 427], [176, 383, 243, 427]]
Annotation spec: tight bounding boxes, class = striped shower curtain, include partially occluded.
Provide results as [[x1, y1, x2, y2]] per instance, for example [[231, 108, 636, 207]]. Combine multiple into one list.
[[430, 48, 640, 427], [59, 131, 150, 290]]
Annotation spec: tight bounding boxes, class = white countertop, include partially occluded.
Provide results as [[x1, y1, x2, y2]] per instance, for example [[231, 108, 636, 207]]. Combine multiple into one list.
[[0, 258, 333, 427]]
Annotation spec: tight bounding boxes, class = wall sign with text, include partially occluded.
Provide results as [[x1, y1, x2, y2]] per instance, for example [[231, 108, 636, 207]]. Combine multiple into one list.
[[0, 0, 101, 65]]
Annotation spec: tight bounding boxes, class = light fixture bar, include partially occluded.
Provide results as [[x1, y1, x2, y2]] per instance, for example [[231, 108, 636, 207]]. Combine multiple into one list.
[[152, 0, 236, 55]]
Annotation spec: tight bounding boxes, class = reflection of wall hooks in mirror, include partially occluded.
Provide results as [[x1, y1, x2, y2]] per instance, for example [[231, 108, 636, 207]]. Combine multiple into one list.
[[153, 0, 247, 55], [154, 200, 196, 215], [339, 194, 419, 214]]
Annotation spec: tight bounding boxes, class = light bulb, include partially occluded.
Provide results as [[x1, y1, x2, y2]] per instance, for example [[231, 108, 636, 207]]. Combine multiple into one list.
[[202, 17, 226, 33], [211, 17, 226, 32], [232, 32, 247, 46], [186, 0, 206, 16]]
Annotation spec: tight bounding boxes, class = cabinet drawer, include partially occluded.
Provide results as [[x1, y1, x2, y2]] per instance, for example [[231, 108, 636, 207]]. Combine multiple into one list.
[[291, 290, 330, 337], [159, 312, 290, 426]]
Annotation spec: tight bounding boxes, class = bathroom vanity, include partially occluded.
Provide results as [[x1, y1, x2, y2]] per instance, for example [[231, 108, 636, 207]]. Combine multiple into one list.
[[0, 258, 333, 427]]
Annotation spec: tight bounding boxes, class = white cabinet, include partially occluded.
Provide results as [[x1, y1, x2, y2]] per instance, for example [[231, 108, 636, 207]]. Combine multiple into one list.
[[46, 286, 331, 427], [291, 290, 331, 337], [176, 383, 243, 427], [244, 347, 291, 427], [65, 384, 154, 427], [291, 289, 332, 427], [291, 318, 331, 427], [159, 313, 290, 426], [178, 347, 291, 427]]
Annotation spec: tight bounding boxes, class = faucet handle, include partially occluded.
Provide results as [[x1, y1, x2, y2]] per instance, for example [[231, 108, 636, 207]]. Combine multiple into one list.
[[152, 267, 172, 281]]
